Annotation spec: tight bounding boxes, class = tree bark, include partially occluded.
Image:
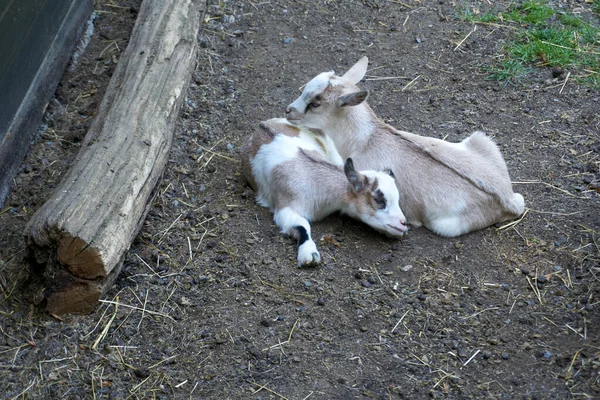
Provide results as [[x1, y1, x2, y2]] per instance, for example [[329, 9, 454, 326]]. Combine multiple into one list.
[[25, 0, 203, 315]]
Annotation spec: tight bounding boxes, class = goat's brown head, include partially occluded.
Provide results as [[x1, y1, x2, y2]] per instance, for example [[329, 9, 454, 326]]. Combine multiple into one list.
[[343, 158, 408, 237]]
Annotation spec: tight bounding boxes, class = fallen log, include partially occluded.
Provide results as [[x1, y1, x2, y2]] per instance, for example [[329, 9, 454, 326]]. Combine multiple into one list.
[[25, 0, 203, 315]]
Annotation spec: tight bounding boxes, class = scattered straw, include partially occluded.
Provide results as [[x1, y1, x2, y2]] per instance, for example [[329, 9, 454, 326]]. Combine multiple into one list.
[[496, 209, 529, 231], [248, 381, 289, 400], [462, 349, 481, 368], [568, 349, 582, 373], [136, 291, 149, 331], [128, 375, 150, 397], [187, 237, 193, 262], [526, 276, 543, 305], [559, 71, 571, 94], [464, 307, 500, 319], [149, 354, 179, 370], [391, 310, 410, 333], [365, 76, 409, 81], [399, 75, 421, 92], [99, 300, 175, 321], [454, 25, 477, 51], [10, 377, 36, 400], [288, 319, 299, 343], [92, 296, 119, 351], [565, 324, 585, 339], [157, 213, 183, 245], [512, 180, 577, 198]]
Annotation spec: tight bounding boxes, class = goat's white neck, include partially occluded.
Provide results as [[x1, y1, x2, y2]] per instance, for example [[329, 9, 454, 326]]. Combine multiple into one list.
[[326, 104, 376, 158]]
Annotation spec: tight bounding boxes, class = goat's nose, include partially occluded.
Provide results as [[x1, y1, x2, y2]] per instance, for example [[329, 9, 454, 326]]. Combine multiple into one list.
[[285, 106, 292, 115]]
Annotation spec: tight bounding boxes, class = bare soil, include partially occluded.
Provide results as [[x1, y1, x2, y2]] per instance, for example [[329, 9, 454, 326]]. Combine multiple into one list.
[[1, 1, 599, 399]]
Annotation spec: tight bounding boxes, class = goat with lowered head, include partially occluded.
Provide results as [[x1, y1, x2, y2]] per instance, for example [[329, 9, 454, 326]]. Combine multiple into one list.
[[241, 118, 408, 267], [285, 57, 525, 237]]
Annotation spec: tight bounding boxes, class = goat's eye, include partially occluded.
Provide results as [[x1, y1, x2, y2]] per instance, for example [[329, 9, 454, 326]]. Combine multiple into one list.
[[308, 95, 322, 109], [373, 191, 387, 209]]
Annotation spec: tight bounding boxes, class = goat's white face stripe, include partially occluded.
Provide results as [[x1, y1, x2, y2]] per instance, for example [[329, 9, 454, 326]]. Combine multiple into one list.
[[289, 72, 333, 113]]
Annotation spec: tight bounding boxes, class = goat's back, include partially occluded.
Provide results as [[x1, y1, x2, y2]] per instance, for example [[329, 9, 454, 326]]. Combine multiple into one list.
[[351, 124, 523, 235]]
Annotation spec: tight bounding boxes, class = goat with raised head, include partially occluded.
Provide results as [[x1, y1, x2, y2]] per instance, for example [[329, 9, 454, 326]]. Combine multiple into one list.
[[241, 118, 408, 267], [285, 57, 525, 237]]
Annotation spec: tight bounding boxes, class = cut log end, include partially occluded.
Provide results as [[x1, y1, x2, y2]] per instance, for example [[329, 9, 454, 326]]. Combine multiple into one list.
[[45, 271, 103, 315], [57, 233, 105, 279]]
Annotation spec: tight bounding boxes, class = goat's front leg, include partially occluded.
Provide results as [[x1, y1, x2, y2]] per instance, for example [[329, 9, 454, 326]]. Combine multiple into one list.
[[274, 207, 320, 267]]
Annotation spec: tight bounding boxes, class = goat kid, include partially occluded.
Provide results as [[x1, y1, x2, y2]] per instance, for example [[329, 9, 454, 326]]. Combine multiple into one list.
[[285, 57, 525, 237], [241, 118, 408, 267]]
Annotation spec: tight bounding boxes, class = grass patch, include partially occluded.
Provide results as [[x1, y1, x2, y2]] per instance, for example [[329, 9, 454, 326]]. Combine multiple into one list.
[[459, 0, 600, 87]]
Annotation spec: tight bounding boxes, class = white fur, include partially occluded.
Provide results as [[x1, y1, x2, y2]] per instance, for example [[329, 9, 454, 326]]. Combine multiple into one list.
[[241, 118, 408, 266]]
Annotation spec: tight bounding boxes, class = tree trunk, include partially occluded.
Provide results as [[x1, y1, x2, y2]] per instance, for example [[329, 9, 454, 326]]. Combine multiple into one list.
[[25, 0, 203, 315]]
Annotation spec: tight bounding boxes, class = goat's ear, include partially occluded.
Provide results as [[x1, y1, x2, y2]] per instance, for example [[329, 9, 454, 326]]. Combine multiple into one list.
[[342, 56, 368, 84], [336, 91, 369, 108], [344, 158, 363, 191]]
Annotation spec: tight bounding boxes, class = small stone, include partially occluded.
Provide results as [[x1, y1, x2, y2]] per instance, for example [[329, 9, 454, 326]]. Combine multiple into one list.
[[304, 281, 312, 288], [554, 237, 567, 247], [361, 280, 372, 288], [543, 351, 553, 359], [537, 275, 547, 284], [417, 294, 427, 301], [552, 67, 564, 78], [260, 319, 272, 327], [501, 352, 510, 360], [317, 298, 326, 306], [401, 265, 413, 272], [282, 37, 294, 44]]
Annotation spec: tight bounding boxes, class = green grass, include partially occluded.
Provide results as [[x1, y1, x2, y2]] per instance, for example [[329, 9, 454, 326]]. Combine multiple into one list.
[[459, 1, 600, 87]]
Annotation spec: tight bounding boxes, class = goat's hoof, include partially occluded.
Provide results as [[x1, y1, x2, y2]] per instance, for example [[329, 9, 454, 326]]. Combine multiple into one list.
[[298, 252, 320, 267]]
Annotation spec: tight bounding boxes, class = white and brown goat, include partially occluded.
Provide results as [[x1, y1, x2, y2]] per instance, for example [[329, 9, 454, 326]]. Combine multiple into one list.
[[241, 118, 408, 267], [285, 57, 525, 237]]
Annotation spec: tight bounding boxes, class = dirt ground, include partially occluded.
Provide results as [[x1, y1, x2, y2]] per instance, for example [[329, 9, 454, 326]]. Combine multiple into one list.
[[1, 0, 599, 398]]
